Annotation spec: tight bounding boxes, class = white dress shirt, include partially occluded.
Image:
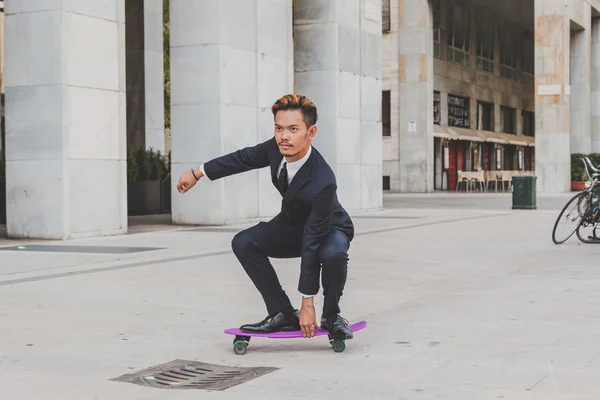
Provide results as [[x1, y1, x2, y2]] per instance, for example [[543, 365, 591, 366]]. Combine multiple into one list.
[[277, 145, 312, 186], [197, 146, 316, 299]]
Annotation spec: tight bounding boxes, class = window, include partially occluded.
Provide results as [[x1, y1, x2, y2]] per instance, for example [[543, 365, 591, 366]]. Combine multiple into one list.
[[521, 36, 534, 75], [447, 2, 470, 66], [501, 106, 516, 134], [382, 90, 391, 136], [522, 110, 534, 137], [434, 91, 441, 125], [521, 35, 534, 86], [504, 145, 515, 170], [476, 16, 494, 73], [500, 27, 518, 80], [382, 0, 391, 33], [433, 0, 441, 58], [383, 176, 390, 190], [448, 94, 470, 128], [476, 101, 494, 131]]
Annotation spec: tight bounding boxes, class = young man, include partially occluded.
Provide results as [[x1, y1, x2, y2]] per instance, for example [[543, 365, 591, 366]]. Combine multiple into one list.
[[176, 94, 354, 340]]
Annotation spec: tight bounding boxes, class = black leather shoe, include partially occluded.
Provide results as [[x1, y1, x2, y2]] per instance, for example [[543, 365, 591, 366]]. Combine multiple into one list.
[[240, 310, 300, 333], [321, 314, 353, 340]]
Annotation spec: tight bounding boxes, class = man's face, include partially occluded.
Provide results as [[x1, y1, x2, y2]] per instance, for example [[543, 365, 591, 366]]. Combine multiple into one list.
[[274, 109, 317, 161]]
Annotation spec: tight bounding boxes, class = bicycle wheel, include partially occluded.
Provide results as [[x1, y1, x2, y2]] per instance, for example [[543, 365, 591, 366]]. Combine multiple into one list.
[[576, 221, 600, 243], [552, 192, 589, 244]]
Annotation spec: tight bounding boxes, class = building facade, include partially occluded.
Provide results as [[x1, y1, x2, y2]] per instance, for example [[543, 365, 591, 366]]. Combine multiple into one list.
[[1, 0, 383, 240], [382, 0, 600, 193], [3, 0, 600, 240]]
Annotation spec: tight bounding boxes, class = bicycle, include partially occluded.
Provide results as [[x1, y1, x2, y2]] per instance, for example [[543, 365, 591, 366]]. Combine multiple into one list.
[[552, 156, 600, 244], [574, 157, 600, 243]]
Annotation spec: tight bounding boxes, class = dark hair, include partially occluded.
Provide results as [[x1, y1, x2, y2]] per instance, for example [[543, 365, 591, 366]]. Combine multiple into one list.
[[271, 94, 318, 127]]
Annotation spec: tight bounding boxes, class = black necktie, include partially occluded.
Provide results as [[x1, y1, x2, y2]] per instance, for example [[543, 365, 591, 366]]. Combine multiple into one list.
[[278, 162, 289, 194]]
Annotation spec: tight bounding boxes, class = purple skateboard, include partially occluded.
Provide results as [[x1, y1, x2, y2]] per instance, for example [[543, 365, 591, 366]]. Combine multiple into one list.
[[224, 320, 367, 354]]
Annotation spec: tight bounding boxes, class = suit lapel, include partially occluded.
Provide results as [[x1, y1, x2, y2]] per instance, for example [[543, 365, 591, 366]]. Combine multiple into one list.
[[282, 150, 315, 206], [271, 154, 283, 188]]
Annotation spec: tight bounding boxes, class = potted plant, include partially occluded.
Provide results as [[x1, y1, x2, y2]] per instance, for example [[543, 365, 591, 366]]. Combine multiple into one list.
[[571, 153, 587, 191], [127, 148, 170, 215]]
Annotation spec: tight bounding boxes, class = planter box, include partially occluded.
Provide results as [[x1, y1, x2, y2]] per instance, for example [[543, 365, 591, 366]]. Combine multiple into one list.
[[572, 181, 586, 192], [0, 183, 5, 224], [128, 180, 162, 215]]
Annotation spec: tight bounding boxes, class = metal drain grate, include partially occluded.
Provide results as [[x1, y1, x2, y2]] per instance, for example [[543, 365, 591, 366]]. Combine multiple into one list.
[[111, 359, 278, 390]]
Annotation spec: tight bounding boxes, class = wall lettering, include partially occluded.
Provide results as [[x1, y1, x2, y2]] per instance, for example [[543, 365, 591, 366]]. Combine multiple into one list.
[[448, 94, 470, 128]]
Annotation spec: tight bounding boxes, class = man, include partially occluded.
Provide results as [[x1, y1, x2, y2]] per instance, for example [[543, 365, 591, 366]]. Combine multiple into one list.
[[176, 94, 354, 341]]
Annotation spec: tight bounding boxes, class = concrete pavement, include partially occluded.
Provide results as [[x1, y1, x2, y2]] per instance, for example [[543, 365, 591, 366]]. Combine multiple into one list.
[[2, 192, 600, 399]]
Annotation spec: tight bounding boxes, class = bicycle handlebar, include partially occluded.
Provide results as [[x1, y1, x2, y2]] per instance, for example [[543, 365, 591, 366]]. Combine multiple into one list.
[[581, 157, 599, 181]]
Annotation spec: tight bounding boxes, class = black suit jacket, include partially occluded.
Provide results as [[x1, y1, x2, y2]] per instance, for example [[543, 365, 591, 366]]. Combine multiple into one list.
[[203, 137, 354, 295]]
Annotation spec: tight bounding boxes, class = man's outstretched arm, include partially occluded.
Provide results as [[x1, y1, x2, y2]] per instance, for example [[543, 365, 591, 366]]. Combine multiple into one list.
[[201, 137, 274, 181], [298, 183, 337, 294], [297, 183, 336, 337], [177, 138, 274, 193]]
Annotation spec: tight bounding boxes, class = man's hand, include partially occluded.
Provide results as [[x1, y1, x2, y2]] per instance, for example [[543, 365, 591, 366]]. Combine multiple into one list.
[[177, 168, 202, 194], [299, 301, 317, 338]]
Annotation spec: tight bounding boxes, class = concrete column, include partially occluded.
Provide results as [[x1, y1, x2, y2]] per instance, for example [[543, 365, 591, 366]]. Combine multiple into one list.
[[293, 0, 383, 209], [494, 95, 502, 133], [4, 1, 127, 239], [396, 0, 434, 192], [126, 0, 165, 153], [534, 0, 571, 193], [570, 3, 592, 154], [170, 0, 293, 225], [591, 17, 600, 151]]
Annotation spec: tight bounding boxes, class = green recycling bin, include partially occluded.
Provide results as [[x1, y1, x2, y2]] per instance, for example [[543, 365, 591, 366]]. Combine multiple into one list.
[[512, 175, 537, 210]]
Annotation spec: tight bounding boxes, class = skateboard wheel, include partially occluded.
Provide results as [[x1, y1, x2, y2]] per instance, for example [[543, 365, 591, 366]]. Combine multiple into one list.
[[332, 340, 345, 353], [233, 335, 250, 345], [233, 341, 248, 355]]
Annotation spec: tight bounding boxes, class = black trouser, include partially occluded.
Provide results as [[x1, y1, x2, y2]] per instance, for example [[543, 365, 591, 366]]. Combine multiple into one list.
[[231, 221, 350, 319]]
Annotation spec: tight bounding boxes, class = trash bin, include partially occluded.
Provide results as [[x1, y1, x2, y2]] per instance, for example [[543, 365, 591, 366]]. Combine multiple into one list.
[[512, 175, 537, 210]]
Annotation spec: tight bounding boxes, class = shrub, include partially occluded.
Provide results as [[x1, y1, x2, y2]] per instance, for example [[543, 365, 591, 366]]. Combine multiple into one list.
[[127, 147, 170, 182], [571, 153, 600, 182], [571, 153, 586, 182]]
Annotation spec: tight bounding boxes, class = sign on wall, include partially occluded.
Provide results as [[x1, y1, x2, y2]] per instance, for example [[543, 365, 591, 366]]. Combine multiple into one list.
[[434, 91, 441, 125], [409, 120, 417, 132], [444, 146, 450, 170], [448, 94, 470, 128], [518, 149, 524, 170], [364, 0, 380, 22], [496, 147, 502, 170]]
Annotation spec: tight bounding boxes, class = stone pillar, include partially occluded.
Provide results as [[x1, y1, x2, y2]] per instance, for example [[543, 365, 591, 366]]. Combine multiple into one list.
[[4, 1, 127, 239], [396, 0, 434, 192], [592, 17, 600, 152], [126, 0, 165, 153], [293, 0, 383, 209], [170, 0, 293, 225], [534, 0, 571, 193], [570, 3, 592, 154]]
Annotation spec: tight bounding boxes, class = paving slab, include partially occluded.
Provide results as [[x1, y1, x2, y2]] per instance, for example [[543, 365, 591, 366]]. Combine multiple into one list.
[[2, 193, 599, 399]]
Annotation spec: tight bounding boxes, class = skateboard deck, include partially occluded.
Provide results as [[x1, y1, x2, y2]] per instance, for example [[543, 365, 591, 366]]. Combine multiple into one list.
[[224, 320, 367, 355]]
